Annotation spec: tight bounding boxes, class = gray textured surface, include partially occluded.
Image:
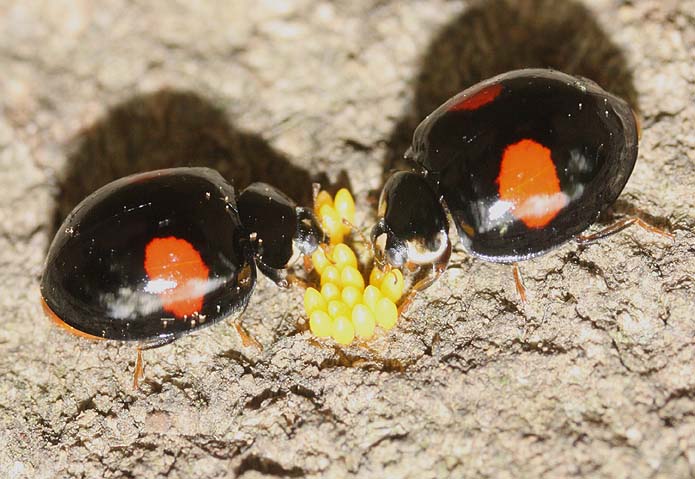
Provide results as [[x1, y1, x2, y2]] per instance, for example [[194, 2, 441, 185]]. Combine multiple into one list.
[[1, 0, 694, 477]]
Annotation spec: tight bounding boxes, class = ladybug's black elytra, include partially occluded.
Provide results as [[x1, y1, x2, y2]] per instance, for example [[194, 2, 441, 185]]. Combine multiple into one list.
[[41, 168, 325, 351], [372, 69, 672, 302]]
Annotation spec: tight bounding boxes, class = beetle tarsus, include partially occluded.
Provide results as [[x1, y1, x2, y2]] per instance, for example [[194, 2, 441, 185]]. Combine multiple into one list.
[[311, 182, 322, 207], [397, 241, 451, 315], [512, 263, 527, 305], [133, 347, 144, 390], [303, 255, 313, 273], [286, 274, 310, 289], [342, 218, 374, 252], [233, 322, 263, 351], [256, 262, 290, 288], [576, 216, 674, 244]]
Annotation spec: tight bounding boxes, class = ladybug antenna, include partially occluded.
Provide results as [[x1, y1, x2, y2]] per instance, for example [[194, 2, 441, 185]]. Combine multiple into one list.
[[311, 182, 322, 209], [342, 218, 373, 256]]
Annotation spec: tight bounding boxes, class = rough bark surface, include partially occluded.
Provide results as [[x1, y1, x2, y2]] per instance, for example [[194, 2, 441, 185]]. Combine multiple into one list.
[[1, 1, 694, 478]]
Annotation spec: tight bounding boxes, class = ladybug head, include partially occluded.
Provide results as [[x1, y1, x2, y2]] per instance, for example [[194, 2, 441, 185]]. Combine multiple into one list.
[[371, 171, 452, 272], [295, 207, 326, 256], [371, 219, 408, 269]]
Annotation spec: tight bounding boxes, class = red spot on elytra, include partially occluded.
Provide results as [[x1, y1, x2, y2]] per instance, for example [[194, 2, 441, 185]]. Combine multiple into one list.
[[144, 237, 209, 318], [496, 139, 566, 229], [449, 84, 503, 111]]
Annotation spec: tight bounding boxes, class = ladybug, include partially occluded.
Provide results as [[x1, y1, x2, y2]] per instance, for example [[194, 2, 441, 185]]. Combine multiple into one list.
[[372, 68, 672, 303], [41, 167, 325, 386]]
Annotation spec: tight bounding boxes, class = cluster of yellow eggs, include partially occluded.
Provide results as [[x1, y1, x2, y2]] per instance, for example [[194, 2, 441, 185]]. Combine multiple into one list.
[[303, 189, 405, 345]]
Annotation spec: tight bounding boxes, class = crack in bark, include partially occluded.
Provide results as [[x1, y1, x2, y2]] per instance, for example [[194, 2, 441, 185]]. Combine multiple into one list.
[[510, 337, 570, 355], [234, 454, 306, 477], [244, 387, 286, 411]]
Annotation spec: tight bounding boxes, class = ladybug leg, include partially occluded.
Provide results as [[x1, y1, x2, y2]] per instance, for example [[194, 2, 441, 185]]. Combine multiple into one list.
[[397, 291, 415, 316], [232, 321, 263, 351], [342, 219, 374, 255], [256, 261, 290, 288], [256, 261, 311, 290], [397, 274, 434, 316], [320, 243, 336, 264], [576, 217, 675, 245], [133, 347, 144, 389], [230, 259, 262, 351], [285, 273, 310, 289], [633, 109, 643, 141], [303, 255, 313, 273], [132, 335, 176, 389], [311, 182, 322, 208], [512, 263, 527, 304], [398, 241, 451, 316]]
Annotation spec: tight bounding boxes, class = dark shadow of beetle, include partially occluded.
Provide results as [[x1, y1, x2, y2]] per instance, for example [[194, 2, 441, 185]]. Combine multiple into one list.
[[49, 89, 332, 242]]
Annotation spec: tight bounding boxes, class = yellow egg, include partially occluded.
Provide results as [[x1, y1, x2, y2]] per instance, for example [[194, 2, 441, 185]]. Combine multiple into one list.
[[314, 190, 333, 214], [327, 300, 350, 319], [380, 269, 404, 303], [320, 283, 341, 302], [341, 266, 365, 290], [334, 188, 355, 234], [311, 247, 332, 275], [332, 316, 355, 345], [309, 310, 333, 337], [362, 285, 383, 313], [319, 204, 344, 245], [375, 297, 398, 330], [320, 265, 341, 287], [341, 286, 362, 308], [334, 188, 355, 221], [352, 304, 376, 339], [304, 287, 327, 316], [369, 267, 386, 288], [331, 243, 358, 269]]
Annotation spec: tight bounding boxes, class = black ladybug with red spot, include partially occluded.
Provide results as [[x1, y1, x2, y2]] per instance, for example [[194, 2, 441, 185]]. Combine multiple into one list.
[[41, 168, 325, 385], [371, 69, 672, 302]]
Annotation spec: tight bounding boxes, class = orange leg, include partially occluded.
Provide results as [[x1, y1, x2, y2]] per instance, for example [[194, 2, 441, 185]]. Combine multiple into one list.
[[286, 273, 310, 289], [303, 255, 313, 273], [397, 241, 451, 316], [397, 295, 414, 316], [512, 262, 527, 304], [320, 243, 336, 265], [233, 321, 263, 351], [131, 336, 177, 388], [342, 219, 374, 255], [576, 216, 674, 245], [312, 182, 322, 207], [405, 262, 419, 273], [133, 347, 144, 390], [632, 109, 642, 141]]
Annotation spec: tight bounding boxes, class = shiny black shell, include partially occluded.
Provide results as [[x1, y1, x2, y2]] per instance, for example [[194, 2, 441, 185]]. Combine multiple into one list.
[[374, 171, 449, 267], [410, 69, 638, 262], [41, 167, 256, 342], [237, 182, 297, 270]]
